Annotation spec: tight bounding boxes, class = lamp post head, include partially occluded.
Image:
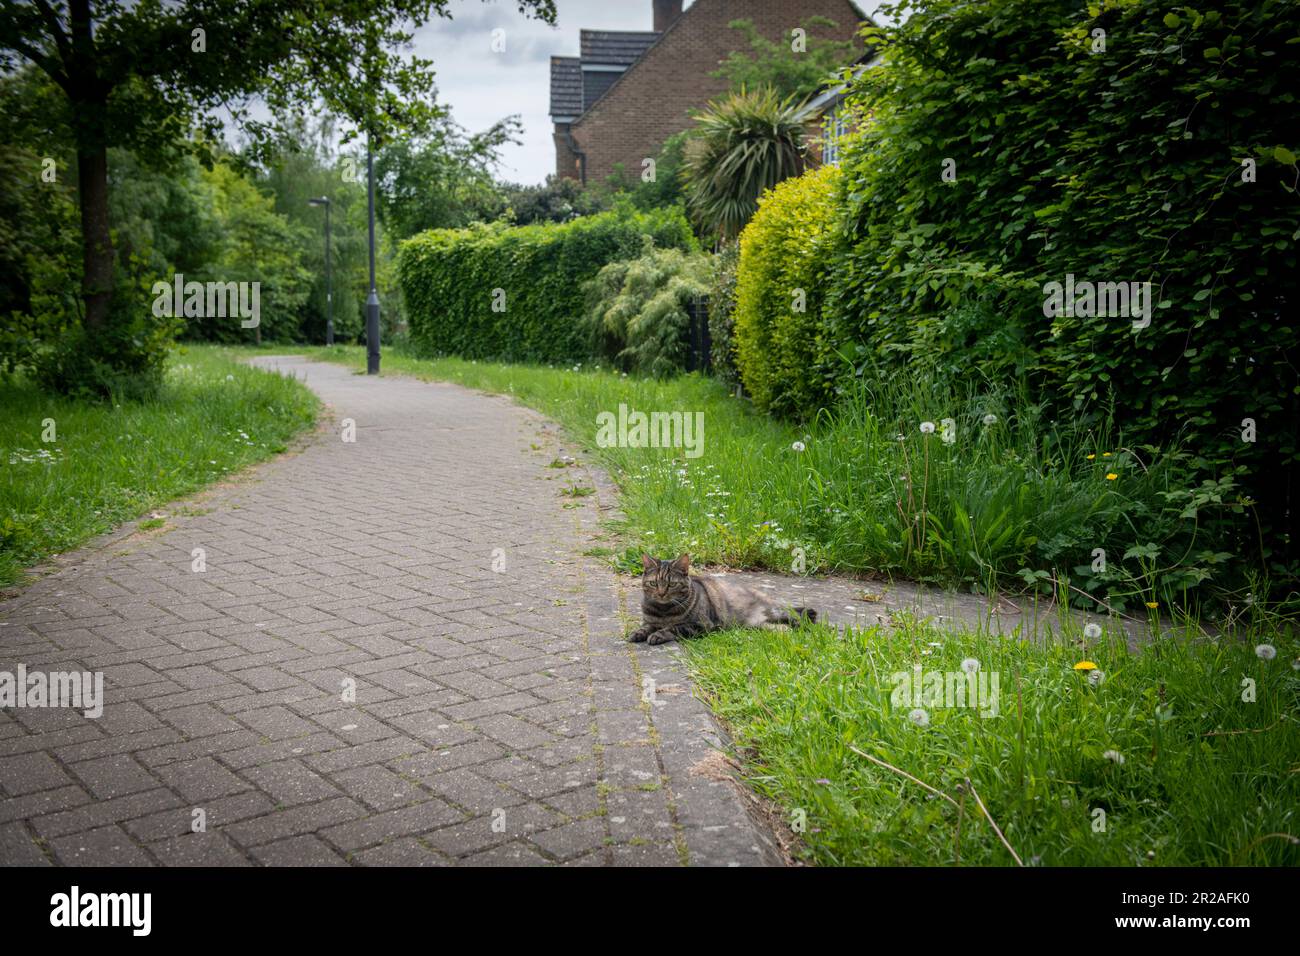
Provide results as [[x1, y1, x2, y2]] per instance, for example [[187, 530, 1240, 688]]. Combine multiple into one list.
[[308, 197, 330, 207]]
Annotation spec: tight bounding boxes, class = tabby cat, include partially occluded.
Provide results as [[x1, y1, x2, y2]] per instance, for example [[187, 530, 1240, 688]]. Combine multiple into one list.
[[629, 554, 817, 645]]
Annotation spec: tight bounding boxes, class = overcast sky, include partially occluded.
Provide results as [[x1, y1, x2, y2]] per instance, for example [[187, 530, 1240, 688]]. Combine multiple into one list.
[[416, 0, 890, 185]]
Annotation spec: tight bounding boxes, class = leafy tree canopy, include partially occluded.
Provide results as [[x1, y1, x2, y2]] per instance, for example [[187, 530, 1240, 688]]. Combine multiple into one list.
[[712, 16, 859, 102]]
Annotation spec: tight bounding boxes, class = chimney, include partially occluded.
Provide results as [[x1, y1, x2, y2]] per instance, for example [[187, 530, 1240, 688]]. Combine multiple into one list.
[[653, 0, 682, 32]]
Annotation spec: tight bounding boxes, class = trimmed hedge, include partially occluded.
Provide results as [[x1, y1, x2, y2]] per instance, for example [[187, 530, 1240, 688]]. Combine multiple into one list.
[[706, 242, 742, 390], [733, 165, 841, 418], [397, 207, 697, 364]]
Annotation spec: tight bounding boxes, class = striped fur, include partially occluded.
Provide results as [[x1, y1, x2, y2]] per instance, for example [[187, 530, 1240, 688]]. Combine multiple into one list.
[[629, 554, 817, 646]]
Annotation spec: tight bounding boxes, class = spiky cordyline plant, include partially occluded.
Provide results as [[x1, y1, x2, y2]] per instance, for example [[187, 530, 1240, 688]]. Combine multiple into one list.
[[681, 88, 812, 242]]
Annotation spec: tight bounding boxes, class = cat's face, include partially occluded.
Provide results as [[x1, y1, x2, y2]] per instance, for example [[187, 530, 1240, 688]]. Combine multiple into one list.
[[641, 554, 691, 603]]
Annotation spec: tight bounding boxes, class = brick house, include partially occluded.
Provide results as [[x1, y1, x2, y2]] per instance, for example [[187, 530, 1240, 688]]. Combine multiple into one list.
[[549, 0, 867, 185]]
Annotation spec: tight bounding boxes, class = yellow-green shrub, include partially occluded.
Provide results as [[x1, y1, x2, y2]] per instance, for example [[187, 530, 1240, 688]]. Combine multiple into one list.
[[733, 165, 840, 419]]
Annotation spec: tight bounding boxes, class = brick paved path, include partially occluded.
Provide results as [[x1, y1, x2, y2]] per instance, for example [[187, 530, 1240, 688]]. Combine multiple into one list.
[[0, 357, 781, 867]]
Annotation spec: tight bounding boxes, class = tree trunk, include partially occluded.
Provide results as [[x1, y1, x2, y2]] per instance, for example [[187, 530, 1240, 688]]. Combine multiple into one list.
[[75, 128, 113, 332], [68, 0, 113, 333]]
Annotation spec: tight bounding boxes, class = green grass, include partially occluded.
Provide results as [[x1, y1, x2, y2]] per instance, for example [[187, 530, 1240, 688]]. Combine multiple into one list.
[[686, 617, 1299, 866], [0, 344, 318, 586]]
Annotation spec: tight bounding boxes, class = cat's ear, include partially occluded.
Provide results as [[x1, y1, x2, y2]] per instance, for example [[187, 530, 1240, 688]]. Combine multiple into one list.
[[641, 554, 657, 573], [670, 554, 691, 574]]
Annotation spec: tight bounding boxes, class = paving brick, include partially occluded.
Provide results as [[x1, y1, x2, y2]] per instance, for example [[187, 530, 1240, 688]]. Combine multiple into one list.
[[70, 754, 159, 800], [0, 786, 93, 825], [463, 840, 551, 866], [528, 817, 608, 862], [124, 791, 275, 842], [241, 760, 341, 806], [0, 821, 51, 866], [147, 830, 252, 867], [0, 752, 72, 795], [31, 788, 186, 840], [252, 834, 348, 866], [319, 800, 464, 852], [222, 796, 367, 847], [153, 756, 249, 802], [353, 837, 449, 867], [331, 765, 428, 812], [49, 824, 153, 866], [422, 802, 564, 859]]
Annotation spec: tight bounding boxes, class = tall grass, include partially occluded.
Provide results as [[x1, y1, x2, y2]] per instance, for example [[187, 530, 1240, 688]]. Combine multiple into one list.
[[296, 345, 1243, 615], [0, 345, 318, 586]]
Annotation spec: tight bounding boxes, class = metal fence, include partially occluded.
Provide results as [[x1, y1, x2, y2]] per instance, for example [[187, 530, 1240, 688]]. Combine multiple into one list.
[[685, 296, 711, 373]]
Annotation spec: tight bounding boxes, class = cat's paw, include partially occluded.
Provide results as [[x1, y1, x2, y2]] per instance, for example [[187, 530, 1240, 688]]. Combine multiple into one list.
[[646, 629, 677, 646], [628, 627, 651, 643]]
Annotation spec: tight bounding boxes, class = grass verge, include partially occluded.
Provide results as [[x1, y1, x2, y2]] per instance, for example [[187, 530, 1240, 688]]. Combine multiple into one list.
[[0, 344, 318, 587], [686, 617, 1298, 866]]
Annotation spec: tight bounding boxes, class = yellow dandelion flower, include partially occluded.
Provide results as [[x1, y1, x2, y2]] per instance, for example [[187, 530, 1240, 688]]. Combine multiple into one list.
[[1106, 473, 1118, 480], [1086, 454, 1096, 460], [1074, 661, 1097, 671], [1146, 601, 1159, 609], [1103, 452, 1113, 457]]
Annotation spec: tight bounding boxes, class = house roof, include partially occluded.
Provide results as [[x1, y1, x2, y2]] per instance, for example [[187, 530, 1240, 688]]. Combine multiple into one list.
[[552, 1, 877, 126], [803, 52, 881, 117], [578, 30, 660, 66], [549, 57, 582, 118]]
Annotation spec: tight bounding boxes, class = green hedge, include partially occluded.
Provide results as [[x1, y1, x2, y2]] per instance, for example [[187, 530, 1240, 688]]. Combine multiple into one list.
[[397, 206, 697, 364], [734, 165, 841, 418], [827, 0, 1298, 568], [706, 242, 742, 390]]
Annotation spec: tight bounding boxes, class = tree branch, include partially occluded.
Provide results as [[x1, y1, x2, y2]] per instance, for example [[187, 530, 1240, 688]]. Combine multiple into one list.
[[32, 0, 72, 67], [8, 35, 69, 92]]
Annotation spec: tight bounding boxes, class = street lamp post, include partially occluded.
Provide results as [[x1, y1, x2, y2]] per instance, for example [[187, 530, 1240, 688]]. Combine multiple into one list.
[[365, 139, 380, 375], [307, 197, 333, 346]]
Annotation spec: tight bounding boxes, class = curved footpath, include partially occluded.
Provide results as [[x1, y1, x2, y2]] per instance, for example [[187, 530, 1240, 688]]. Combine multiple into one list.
[[0, 356, 783, 867]]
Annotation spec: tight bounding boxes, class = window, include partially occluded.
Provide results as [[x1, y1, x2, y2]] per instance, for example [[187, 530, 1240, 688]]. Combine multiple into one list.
[[823, 105, 848, 167]]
